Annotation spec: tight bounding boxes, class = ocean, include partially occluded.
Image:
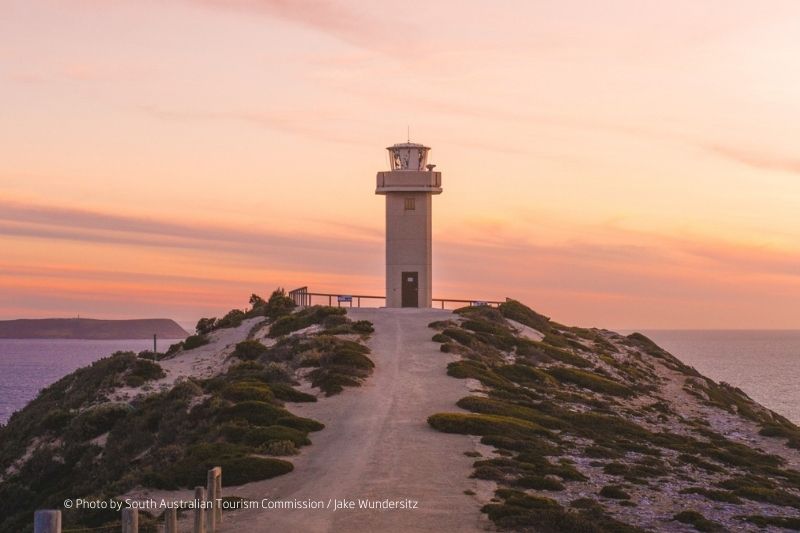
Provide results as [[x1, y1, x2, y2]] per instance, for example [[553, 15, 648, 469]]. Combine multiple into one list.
[[0, 338, 160, 425], [637, 330, 800, 425], [0, 331, 798, 426]]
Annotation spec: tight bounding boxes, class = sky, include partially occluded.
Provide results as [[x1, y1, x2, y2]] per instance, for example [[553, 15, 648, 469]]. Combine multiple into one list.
[[1, 0, 799, 330]]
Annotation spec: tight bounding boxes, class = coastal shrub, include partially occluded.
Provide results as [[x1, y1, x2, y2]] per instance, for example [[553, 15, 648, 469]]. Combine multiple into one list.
[[276, 416, 324, 432], [219, 401, 291, 426], [523, 342, 592, 368], [742, 515, 800, 529], [196, 317, 217, 335], [219, 456, 294, 485], [67, 404, 131, 441], [498, 300, 552, 333], [673, 510, 720, 532], [720, 482, 800, 509], [599, 485, 630, 500], [269, 383, 316, 403], [222, 423, 310, 447], [269, 306, 345, 337], [480, 435, 562, 456], [352, 320, 375, 333], [442, 327, 477, 347], [221, 382, 273, 402], [309, 370, 360, 396], [42, 409, 73, 433], [446, 360, 514, 389], [432, 333, 449, 343], [456, 396, 567, 430], [216, 309, 246, 330], [496, 364, 558, 387], [183, 334, 209, 351], [427, 413, 551, 439], [482, 489, 645, 532], [264, 289, 296, 320], [262, 440, 298, 456], [516, 476, 565, 491], [680, 487, 741, 504], [124, 359, 165, 387], [545, 367, 634, 398], [231, 340, 269, 361], [676, 454, 723, 472], [320, 345, 374, 370]]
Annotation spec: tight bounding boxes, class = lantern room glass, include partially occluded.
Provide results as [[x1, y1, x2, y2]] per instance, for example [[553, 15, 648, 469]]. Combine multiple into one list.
[[388, 144, 429, 171]]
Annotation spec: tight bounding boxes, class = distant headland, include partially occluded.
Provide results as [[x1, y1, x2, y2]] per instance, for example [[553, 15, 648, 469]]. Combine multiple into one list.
[[0, 318, 188, 340]]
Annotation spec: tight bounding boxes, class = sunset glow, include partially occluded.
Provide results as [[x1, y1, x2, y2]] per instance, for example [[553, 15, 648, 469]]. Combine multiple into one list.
[[2, 0, 800, 328]]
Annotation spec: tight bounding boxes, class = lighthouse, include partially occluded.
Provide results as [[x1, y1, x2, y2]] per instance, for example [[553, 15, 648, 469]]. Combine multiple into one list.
[[376, 142, 443, 308]]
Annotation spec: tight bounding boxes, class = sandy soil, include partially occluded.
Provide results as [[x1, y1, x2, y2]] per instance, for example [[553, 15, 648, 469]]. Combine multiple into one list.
[[215, 308, 487, 533]]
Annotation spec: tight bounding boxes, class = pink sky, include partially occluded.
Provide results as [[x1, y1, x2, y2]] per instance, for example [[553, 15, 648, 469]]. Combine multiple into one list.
[[1, 0, 799, 329]]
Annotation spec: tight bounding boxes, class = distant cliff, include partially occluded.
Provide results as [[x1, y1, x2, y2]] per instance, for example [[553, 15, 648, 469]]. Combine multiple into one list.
[[0, 318, 188, 339]]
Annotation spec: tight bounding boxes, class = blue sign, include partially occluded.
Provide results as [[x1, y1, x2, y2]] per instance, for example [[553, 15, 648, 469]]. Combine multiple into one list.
[[338, 295, 353, 303]]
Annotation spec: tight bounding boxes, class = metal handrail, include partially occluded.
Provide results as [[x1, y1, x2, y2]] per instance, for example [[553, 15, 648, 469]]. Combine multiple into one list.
[[288, 287, 504, 309]]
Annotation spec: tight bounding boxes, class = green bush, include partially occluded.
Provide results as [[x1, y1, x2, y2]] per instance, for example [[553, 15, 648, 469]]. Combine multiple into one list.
[[68, 404, 131, 441], [352, 320, 374, 333], [216, 309, 246, 329], [599, 485, 630, 500], [221, 382, 274, 402], [446, 360, 513, 389], [269, 306, 346, 337], [222, 423, 310, 447], [269, 383, 317, 403], [456, 396, 566, 430], [498, 299, 552, 332], [220, 456, 294, 485], [673, 510, 720, 532], [495, 364, 558, 387], [276, 416, 325, 432], [516, 476, 565, 491], [309, 370, 360, 396], [742, 515, 800, 529], [264, 288, 296, 320], [183, 334, 209, 350], [432, 333, 449, 343], [231, 340, 269, 361], [427, 413, 550, 439], [125, 359, 165, 386], [545, 367, 634, 398], [219, 401, 291, 426], [679, 487, 740, 504]]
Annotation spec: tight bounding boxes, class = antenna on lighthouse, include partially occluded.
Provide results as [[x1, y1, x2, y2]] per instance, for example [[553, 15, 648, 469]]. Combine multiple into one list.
[[407, 125, 410, 143]]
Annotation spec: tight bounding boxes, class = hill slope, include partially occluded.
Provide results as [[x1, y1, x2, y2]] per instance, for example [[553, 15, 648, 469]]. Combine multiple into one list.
[[0, 318, 188, 339], [2, 296, 800, 532]]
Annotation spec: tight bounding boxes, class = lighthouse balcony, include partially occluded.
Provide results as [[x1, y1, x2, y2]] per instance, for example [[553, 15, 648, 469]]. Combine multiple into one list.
[[375, 171, 443, 195]]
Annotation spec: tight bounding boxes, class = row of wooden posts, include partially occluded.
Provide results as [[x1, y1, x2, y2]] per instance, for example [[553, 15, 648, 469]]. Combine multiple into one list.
[[34, 467, 222, 533]]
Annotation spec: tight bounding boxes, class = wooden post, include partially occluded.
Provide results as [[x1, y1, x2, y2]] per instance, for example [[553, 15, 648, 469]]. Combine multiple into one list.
[[215, 470, 222, 525], [207, 466, 222, 529], [164, 508, 178, 533], [194, 486, 206, 533], [121, 507, 138, 533], [34, 510, 61, 533]]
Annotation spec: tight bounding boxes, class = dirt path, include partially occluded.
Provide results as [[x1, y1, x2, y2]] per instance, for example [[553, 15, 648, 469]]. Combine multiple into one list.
[[218, 308, 486, 533]]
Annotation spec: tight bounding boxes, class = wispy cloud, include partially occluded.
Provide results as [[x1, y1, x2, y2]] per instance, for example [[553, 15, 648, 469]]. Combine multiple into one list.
[[0, 199, 380, 271], [188, 0, 406, 52], [706, 144, 800, 176]]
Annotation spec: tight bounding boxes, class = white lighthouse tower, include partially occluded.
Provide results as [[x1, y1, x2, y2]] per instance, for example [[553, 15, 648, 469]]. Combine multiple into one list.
[[376, 142, 443, 308]]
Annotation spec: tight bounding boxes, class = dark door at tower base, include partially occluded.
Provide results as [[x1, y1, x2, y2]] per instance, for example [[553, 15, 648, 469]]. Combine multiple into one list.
[[401, 272, 419, 308]]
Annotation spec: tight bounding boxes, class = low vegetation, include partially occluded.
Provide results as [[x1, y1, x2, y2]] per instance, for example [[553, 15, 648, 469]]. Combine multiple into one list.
[[426, 299, 800, 532], [0, 289, 374, 531]]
